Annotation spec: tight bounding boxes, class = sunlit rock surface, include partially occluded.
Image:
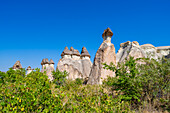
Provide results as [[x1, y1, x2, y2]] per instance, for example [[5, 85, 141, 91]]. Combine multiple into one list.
[[57, 47, 92, 80], [87, 28, 116, 85]]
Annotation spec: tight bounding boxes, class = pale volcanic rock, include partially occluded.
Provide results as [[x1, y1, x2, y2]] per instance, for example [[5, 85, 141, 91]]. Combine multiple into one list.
[[116, 41, 146, 63], [87, 28, 116, 85], [141, 44, 162, 60], [12, 61, 22, 70], [156, 46, 170, 56], [57, 47, 92, 80], [41, 58, 55, 81], [26, 66, 34, 75]]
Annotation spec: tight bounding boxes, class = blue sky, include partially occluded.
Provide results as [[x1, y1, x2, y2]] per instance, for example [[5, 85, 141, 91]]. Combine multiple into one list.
[[0, 0, 170, 71]]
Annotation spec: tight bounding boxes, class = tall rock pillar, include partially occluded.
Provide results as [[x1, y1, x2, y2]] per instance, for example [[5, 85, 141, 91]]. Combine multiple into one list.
[[87, 28, 116, 85]]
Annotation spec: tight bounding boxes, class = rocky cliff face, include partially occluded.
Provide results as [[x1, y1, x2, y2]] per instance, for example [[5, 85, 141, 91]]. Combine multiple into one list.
[[141, 44, 162, 60], [156, 46, 170, 56], [87, 28, 116, 85], [116, 41, 146, 63], [57, 47, 92, 80], [12, 61, 22, 70]]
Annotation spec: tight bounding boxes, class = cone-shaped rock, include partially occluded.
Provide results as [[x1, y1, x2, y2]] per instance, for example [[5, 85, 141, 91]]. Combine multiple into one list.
[[87, 28, 116, 85], [81, 47, 91, 58], [49, 59, 55, 64], [12, 61, 22, 69], [61, 46, 72, 57], [41, 58, 54, 81]]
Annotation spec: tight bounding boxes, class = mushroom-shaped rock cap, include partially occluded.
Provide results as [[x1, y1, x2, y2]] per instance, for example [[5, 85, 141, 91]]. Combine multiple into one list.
[[61, 46, 72, 56], [49, 59, 55, 64], [42, 58, 49, 64], [27, 66, 32, 70], [102, 27, 113, 38], [70, 47, 81, 56], [81, 47, 91, 58], [141, 44, 155, 48], [12, 61, 22, 69], [41, 59, 44, 65]]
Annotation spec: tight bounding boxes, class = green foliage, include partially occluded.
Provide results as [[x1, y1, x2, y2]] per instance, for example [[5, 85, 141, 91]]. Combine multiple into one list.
[[103, 56, 142, 103], [52, 69, 68, 87], [138, 57, 170, 111], [103, 56, 170, 111], [0, 68, 62, 112], [75, 78, 83, 85], [0, 57, 169, 112]]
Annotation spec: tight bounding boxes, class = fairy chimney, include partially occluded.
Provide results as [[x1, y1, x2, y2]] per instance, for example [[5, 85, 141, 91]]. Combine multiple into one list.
[[26, 66, 34, 75], [49, 59, 55, 70], [12, 61, 22, 70], [61, 46, 72, 58], [87, 28, 116, 85], [81, 47, 91, 60], [102, 27, 113, 45]]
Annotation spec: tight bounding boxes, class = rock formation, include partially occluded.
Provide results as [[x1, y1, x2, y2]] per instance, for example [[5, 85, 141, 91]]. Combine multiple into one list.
[[87, 28, 116, 85], [26, 66, 34, 75], [57, 46, 92, 80], [156, 46, 170, 56], [41, 58, 55, 81], [141, 44, 162, 60], [116, 41, 146, 63], [12, 61, 22, 70]]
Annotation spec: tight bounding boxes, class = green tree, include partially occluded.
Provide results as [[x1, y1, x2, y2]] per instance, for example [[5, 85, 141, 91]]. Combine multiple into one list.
[[103, 56, 142, 103]]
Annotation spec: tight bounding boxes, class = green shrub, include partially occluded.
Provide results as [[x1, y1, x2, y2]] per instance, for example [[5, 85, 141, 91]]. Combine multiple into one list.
[[103, 56, 142, 103], [52, 69, 68, 87]]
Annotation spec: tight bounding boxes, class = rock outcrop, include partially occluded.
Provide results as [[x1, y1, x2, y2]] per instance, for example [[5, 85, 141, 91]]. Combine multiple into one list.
[[26, 66, 34, 75], [116, 41, 146, 63], [57, 47, 92, 80], [87, 28, 116, 85], [12, 61, 22, 70], [156, 46, 170, 56], [41, 58, 55, 81], [141, 44, 162, 60]]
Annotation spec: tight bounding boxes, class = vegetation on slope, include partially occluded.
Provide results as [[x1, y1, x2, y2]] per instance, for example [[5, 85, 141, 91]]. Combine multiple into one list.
[[0, 57, 169, 112]]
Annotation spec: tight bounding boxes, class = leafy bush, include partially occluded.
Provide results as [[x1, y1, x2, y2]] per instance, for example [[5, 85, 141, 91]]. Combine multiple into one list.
[[138, 57, 170, 111], [0, 68, 62, 112], [103, 56, 142, 104], [0, 57, 169, 112], [52, 69, 68, 87], [103, 56, 170, 111]]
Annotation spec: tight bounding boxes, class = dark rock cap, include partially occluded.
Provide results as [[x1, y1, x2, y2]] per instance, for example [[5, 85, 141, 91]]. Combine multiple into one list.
[[49, 59, 55, 64], [27, 66, 31, 70], [12, 61, 22, 69], [70, 47, 80, 56], [102, 27, 113, 38], [81, 47, 91, 58], [44, 58, 49, 64], [27, 66, 34, 70], [41, 59, 45, 65], [61, 46, 72, 56]]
